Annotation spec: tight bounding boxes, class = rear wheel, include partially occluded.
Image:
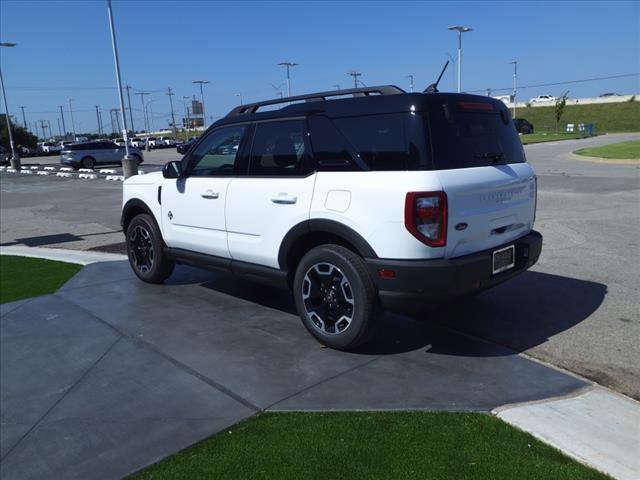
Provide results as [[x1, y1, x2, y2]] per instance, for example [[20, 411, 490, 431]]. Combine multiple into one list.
[[81, 156, 95, 169], [126, 214, 175, 283], [293, 244, 381, 350]]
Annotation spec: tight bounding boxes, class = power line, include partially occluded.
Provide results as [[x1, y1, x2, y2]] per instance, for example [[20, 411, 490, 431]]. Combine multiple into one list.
[[468, 72, 639, 93]]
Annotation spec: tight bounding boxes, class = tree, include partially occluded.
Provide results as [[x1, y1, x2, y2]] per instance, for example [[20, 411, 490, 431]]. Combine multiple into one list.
[[554, 91, 570, 133], [0, 117, 38, 150]]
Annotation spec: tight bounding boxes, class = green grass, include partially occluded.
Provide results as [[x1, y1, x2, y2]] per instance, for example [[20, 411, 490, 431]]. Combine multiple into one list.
[[130, 412, 609, 480], [515, 100, 640, 134], [0, 255, 82, 304], [574, 140, 640, 159], [520, 132, 589, 144]]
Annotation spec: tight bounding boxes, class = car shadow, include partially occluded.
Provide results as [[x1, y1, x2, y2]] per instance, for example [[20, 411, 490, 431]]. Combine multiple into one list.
[[196, 269, 606, 357]]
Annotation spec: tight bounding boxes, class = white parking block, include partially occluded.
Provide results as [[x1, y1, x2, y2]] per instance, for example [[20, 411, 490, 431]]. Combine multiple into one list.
[[105, 175, 124, 181], [43, 166, 56, 171], [138, 169, 145, 174], [59, 167, 73, 172], [5, 168, 17, 173], [78, 168, 94, 173], [37, 171, 50, 176], [0, 166, 5, 171], [29, 166, 39, 170], [79, 173, 98, 179], [56, 172, 72, 177], [20, 170, 33, 174], [99, 169, 116, 174]]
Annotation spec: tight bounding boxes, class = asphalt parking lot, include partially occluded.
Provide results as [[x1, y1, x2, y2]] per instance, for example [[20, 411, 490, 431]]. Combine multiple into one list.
[[1, 132, 639, 402]]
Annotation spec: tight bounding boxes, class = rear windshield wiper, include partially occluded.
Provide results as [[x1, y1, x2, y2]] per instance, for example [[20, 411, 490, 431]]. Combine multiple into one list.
[[476, 152, 505, 163]]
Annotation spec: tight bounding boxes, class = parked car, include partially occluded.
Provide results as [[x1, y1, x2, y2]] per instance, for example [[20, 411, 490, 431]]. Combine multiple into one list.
[[157, 136, 176, 148], [122, 86, 542, 350], [130, 138, 146, 148], [176, 137, 198, 154], [0, 146, 9, 165], [38, 141, 61, 154], [514, 118, 534, 134], [599, 92, 621, 97], [145, 137, 160, 149], [529, 94, 557, 103], [61, 141, 144, 169]]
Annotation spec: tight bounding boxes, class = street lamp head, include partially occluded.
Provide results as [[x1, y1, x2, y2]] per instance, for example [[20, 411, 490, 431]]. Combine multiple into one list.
[[448, 25, 472, 33], [192, 80, 210, 85], [278, 62, 298, 67], [509, 60, 517, 64], [0, 42, 17, 47]]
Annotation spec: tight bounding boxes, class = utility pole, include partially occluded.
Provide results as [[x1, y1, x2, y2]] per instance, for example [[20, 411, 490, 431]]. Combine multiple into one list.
[[182, 96, 190, 131], [0, 41, 20, 169], [57, 117, 62, 137], [58, 105, 66, 137], [347, 71, 362, 88], [166, 87, 177, 137], [125, 84, 134, 133], [448, 25, 472, 93], [135, 92, 149, 132], [407, 74, 414, 93], [192, 80, 209, 127], [107, 0, 136, 176], [277, 62, 298, 97], [95, 106, 102, 134], [68, 98, 77, 139], [509, 60, 518, 118], [98, 110, 103, 137], [19, 106, 27, 129]]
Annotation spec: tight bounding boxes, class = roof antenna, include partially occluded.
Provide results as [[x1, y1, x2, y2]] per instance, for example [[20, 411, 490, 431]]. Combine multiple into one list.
[[424, 61, 449, 93]]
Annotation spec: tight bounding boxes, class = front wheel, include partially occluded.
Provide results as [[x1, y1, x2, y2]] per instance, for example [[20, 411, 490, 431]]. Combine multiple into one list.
[[293, 245, 381, 350], [126, 214, 175, 283]]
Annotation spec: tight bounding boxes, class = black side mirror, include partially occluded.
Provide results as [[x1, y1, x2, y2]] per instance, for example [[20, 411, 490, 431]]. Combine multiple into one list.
[[163, 160, 183, 179]]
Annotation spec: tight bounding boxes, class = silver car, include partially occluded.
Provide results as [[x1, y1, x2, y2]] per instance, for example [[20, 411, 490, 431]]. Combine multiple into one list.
[[60, 141, 144, 169]]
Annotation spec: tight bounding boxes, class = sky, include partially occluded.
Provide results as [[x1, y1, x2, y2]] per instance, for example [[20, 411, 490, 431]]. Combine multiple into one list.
[[1, 0, 639, 136]]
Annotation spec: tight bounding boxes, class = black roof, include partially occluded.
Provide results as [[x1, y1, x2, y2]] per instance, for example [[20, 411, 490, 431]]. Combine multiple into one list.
[[210, 85, 510, 130]]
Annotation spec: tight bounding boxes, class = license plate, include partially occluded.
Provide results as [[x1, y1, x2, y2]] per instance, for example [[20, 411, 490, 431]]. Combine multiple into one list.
[[492, 245, 515, 274]]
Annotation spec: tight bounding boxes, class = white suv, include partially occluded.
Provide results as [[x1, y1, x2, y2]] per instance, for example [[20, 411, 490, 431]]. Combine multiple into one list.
[[122, 86, 542, 350]]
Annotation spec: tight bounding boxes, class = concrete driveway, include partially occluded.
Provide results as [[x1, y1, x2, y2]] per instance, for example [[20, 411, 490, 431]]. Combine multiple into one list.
[[0, 260, 589, 480]]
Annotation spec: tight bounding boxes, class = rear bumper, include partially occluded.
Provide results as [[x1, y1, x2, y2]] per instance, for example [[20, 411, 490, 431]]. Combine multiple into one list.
[[366, 230, 542, 314]]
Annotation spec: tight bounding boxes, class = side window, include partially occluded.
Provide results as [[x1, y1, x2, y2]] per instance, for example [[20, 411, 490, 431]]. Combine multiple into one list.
[[308, 116, 359, 171], [189, 125, 246, 177], [333, 114, 420, 171], [248, 120, 308, 176]]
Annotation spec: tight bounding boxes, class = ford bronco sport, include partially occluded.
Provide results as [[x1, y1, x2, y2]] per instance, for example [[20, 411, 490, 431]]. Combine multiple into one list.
[[122, 85, 542, 350]]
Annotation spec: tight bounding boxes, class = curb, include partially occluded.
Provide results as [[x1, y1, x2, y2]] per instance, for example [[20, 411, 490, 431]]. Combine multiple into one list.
[[0, 245, 127, 265]]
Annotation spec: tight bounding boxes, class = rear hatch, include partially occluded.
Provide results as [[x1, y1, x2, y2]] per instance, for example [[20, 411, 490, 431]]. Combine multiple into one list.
[[427, 98, 536, 258]]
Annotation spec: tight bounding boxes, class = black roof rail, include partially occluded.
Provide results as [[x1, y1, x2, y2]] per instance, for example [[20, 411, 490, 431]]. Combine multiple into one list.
[[226, 85, 406, 117]]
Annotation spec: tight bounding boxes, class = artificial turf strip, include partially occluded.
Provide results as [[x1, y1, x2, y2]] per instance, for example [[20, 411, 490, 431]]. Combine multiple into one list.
[[130, 412, 610, 480], [574, 140, 640, 159], [0, 255, 82, 304]]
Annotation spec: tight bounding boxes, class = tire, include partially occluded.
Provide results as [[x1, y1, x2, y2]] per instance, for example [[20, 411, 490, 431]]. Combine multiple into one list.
[[81, 156, 95, 169], [126, 213, 175, 284], [131, 154, 142, 165], [293, 244, 381, 350]]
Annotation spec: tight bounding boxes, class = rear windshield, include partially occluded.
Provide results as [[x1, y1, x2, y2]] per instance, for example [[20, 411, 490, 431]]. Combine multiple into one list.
[[427, 103, 526, 169]]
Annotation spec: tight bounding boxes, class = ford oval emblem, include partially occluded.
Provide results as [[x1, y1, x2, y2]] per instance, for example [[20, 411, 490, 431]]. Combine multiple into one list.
[[455, 222, 468, 231]]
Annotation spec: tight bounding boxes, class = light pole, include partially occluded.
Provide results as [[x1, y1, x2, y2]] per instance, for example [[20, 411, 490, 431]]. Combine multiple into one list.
[[95, 105, 102, 135], [125, 84, 134, 133], [407, 74, 414, 92], [509, 60, 518, 118], [135, 92, 149, 132], [192, 80, 209, 127], [144, 100, 155, 132], [333, 84, 341, 91], [277, 62, 298, 97], [57, 117, 62, 137], [58, 106, 66, 137], [68, 98, 77, 139], [0, 41, 20, 169], [106, 0, 136, 177], [19, 106, 27, 129], [166, 87, 177, 138], [448, 25, 472, 93], [234, 92, 243, 105], [182, 96, 191, 131], [347, 71, 362, 88]]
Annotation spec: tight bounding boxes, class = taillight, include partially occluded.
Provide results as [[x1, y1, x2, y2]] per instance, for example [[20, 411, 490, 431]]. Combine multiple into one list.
[[404, 191, 447, 247]]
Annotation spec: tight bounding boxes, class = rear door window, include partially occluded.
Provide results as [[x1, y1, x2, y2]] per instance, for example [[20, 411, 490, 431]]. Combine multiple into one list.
[[332, 114, 423, 171], [248, 120, 309, 176], [428, 102, 526, 169]]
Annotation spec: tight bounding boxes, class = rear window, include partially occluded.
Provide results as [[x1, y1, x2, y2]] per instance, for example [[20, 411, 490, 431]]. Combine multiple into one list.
[[427, 103, 525, 169]]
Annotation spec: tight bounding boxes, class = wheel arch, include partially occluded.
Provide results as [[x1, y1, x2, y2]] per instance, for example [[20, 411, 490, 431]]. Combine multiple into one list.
[[121, 198, 157, 233], [278, 219, 378, 282]]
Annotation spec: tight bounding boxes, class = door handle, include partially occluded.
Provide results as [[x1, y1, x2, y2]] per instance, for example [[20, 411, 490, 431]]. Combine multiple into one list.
[[271, 194, 297, 205], [201, 190, 219, 199]]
